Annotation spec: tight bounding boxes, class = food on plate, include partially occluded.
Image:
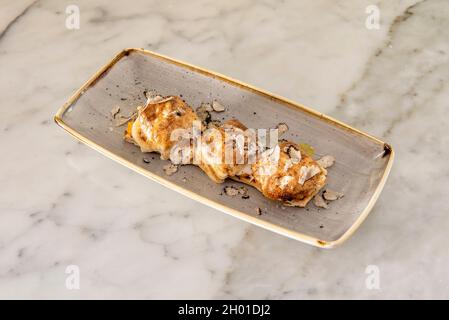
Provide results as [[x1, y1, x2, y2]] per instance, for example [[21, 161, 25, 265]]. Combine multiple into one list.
[[123, 94, 337, 208], [245, 141, 327, 207], [124, 96, 198, 160]]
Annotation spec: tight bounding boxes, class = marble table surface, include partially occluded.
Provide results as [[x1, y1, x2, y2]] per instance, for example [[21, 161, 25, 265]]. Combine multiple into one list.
[[1, 0, 448, 299]]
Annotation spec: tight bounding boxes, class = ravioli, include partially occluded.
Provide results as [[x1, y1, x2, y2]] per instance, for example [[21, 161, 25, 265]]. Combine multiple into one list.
[[124, 95, 327, 207]]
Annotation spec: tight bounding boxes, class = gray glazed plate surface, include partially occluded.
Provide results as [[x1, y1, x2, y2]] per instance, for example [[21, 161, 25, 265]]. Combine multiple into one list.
[[55, 48, 394, 248]]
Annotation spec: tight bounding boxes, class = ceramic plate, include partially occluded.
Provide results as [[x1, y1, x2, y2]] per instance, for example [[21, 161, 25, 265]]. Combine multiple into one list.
[[54, 48, 394, 248]]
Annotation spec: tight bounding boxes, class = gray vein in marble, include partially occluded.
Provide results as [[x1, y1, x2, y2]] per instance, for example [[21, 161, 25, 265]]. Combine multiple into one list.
[[1, 0, 449, 299], [0, 0, 38, 43], [336, 0, 425, 110], [331, 0, 448, 137], [382, 63, 448, 137]]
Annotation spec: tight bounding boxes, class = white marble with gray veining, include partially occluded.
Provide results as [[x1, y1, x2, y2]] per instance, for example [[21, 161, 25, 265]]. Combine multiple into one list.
[[0, 0, 448, 299]]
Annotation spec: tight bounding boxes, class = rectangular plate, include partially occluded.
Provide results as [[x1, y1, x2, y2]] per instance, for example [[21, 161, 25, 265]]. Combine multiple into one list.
[[54, 48, 394, 248]]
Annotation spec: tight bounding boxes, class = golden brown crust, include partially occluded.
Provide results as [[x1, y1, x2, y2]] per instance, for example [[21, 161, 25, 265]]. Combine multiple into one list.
[[124, 96, 327, 207], [130, 96, 198, 159], [124, 121, 137, 145], [198, 119, 250, 183], [249, 141, 327, 207]]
